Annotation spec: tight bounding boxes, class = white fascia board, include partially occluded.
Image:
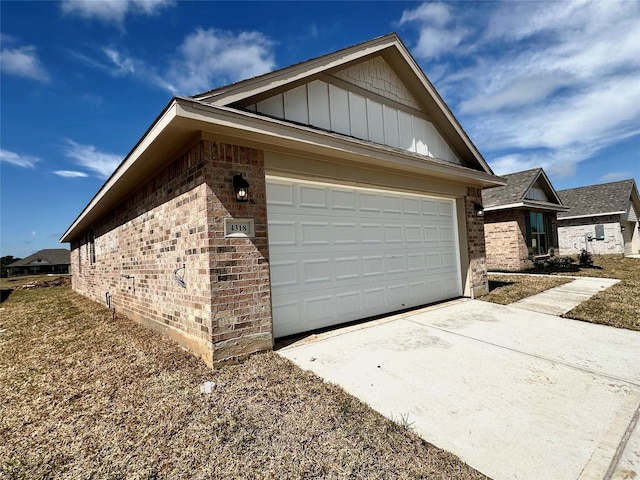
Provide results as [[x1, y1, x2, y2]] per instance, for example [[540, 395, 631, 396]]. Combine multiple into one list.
[[60, 101, 179, 243], [558, 211, 625, 220], [61, 95, 504, 244], [178, 99, 504, 187], [391, 43, 492, 176], [200, 37, 397, 106], [484, 200, 569, 212]]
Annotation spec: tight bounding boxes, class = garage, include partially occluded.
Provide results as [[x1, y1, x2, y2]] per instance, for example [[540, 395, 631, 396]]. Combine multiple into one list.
[[267, 176, 462, 337], [61, 33, 502, 367]]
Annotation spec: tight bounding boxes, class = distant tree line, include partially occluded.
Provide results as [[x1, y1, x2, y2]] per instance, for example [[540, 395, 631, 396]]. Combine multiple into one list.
[[1, 256, 22, 278]]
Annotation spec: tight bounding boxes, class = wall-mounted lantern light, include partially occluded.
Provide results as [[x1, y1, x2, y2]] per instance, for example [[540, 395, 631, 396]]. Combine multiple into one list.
[[233, 174, 250, 202], [621, 225, 626, 232], [473, 202, 484, 217]]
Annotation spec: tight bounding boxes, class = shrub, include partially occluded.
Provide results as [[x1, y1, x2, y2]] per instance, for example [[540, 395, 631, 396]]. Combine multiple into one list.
[[578, 249, 594, 267]]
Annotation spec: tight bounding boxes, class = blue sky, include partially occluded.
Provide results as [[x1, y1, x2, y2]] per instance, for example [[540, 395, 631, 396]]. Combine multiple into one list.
[[1, 0, 639, 258]]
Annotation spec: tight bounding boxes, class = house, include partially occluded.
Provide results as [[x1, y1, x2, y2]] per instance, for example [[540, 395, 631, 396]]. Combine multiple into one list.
[[6, 249, 70, 276], [557, 179, 640, 256], [482, 168, 568, 271], [60, 34, 504, 367]]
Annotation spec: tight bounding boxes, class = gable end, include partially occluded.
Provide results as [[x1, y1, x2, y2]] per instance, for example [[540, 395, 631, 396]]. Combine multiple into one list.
[[234, 58, 463, 167]]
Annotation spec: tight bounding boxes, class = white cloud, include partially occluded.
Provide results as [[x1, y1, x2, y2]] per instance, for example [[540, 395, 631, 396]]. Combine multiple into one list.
[[63, 140, 121, 179], [0, 44, 49, 82], [53, 170, 89, 178], [61, 0, 173, 26], [399, 1, 640, 177], [103, 48, 136, 76], [0, 149, 39, 168], [77, 28, 276, 95], [601, 172, 633, 182], [399, 3, 468, 59], [166, 29, 275, 94], [459, 74, 569, 114], [400, 3, 451, 26]]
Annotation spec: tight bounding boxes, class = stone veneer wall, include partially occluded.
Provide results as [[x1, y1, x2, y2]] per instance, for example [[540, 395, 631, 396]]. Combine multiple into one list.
[[484, 209, 531, 271], [465, 187, 488, 297], [70, 140, 272, 367], [558, 215, 624, 256]]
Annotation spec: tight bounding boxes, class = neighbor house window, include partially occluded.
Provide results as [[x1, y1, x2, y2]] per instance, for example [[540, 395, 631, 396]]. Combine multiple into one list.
[[526, 211, 550, 256]]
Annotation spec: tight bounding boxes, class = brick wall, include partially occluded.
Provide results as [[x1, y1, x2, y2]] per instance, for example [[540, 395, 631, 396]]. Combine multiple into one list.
[[465, 187, 488, 297], [484, 209, 532, 271], [558, 215, 624, 256], [203, 141, 272, 365], [70, 139, 272, 367]]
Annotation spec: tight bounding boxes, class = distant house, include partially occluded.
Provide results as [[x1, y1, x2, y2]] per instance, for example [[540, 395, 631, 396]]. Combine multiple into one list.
[[557, 179, 640, 256], [482, 168, 568, 271], [59, 34, 503, 368], [6, 249, 70, 276]]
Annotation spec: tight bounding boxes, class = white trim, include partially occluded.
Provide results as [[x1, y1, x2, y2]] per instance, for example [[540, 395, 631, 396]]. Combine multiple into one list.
[[558, 211, 625, 220], [180, 100, 501, 185], [61, 97, 504, 243], [484, 200, 568, 212], [60, 102, 180, 243]]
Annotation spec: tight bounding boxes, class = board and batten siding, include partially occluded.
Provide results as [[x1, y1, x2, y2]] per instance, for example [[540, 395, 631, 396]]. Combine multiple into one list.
[[246, 80, 461, 166]]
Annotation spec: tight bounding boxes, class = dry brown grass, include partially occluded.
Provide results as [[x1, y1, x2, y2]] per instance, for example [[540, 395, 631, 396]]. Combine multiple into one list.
[[480, 275, 572, 305], [481, 257, 640, 332], [0, 284, 488, 480], [561, 256, 640, 331]]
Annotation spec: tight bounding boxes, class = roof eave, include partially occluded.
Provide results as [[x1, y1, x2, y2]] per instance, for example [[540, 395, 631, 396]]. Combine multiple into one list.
[[180, 100, 504, 187], [558, 210, 626, 220], [195, 34, 493, 178], [484, 200, 569, 212], [61, 97, 504, 243]]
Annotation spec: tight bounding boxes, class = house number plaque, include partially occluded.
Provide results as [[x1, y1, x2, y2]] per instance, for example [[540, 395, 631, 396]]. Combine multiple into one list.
[[224, 218, 255, 238]]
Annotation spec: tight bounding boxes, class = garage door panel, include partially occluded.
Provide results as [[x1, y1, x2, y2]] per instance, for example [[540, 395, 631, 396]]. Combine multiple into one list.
[[386, 254, 406, 274], [299, 184, 328, 208], [266, 181, 295, 206], [364, 287, 387, 310], [267, 177, 462, 337], [388, 284, 408, 305], [304, 295, 335, 322], [270, 260, 298, 287], [421, 199, 438, 215], [336, 291, 363, 316]]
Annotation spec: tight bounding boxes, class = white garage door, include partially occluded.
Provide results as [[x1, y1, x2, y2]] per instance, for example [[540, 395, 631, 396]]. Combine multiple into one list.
[[266, 176, 462, 337]]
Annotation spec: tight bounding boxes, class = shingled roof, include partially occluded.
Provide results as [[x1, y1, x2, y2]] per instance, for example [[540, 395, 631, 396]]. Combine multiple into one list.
[[557, 179, 639, 219], [7, 249, 70, 267], [482, 168, 566, 212]]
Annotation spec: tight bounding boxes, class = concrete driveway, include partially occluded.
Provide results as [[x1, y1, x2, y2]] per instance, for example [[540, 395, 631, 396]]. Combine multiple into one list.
[[278, 299, 640, 480]]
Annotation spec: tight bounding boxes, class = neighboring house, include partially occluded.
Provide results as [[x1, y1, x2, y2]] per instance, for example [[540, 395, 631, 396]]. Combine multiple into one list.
[[60, 34, 504, 368], [482, 168, 568, 271], [557, 179, 640, 256], [6, 249, 70, 276]]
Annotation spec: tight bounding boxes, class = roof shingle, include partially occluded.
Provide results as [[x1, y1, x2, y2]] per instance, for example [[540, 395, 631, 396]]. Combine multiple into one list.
[[557, 179, 636, 219], [7, 249, 70, 267], [482, 168, 543, 208]]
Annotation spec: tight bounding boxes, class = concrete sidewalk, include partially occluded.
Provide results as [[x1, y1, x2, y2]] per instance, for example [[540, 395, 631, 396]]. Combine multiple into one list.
[[509, 275, 621, 315], [278, 300, 640, 480]]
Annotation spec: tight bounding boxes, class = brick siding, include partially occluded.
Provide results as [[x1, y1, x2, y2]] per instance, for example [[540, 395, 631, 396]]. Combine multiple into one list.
[[484, 209, 532, 271], [465, 187, 488, 297], [69, 138, 493, 366], [70, 139, 272, 367]]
